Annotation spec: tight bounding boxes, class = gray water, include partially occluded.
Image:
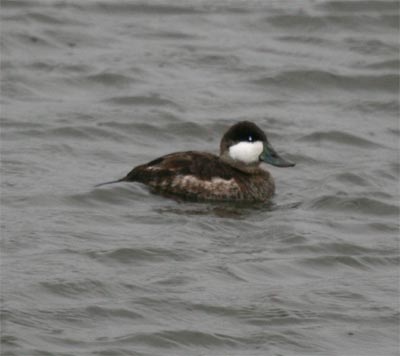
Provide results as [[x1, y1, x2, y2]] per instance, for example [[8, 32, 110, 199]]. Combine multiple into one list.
[[1, 1, 399, 355]]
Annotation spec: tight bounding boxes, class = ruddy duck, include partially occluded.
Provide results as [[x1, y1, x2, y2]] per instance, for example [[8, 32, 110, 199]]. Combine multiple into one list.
[[97, 121, 295, 201]]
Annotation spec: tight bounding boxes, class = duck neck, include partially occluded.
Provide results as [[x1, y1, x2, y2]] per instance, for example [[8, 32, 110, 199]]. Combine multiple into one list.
[[220, 152, 261, 174]]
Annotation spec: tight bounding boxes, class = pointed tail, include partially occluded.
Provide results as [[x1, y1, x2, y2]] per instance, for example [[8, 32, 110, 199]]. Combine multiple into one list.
[[94, 177, 126, 188]]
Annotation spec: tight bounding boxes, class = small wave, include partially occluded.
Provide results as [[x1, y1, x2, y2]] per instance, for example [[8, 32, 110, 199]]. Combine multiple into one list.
[[345, 37, 398, 55], [300, 255, 369, 269], [141, 30, 199, 40], [245, 309, 320, 326], [368, 222, 399, 233], [12, 32, 53, 47], [14, 125, 127, 142], [298, 130, 381, 148], [300, 254, 399, 270], [2, 0, 40, 8], [307, 195, 399, 216], [152, 275, 193, 286], [192, 302, 319, 326], [363, 59, 400, 70], [115, 329, 246, 348], [85, 305, 142, 320], [0, 312, 24, 350], [277, 35, 333, 45], [389, 161, 400, 175], [66, 185, 150, 207], [48, 126, 94, 139], [18, 61, 93, 74], [350, 100, 399, 115], [253, 70, 399, 92], [267, 14, 326, 31], [84, 72, 136, 88], [105, 95, 180, 109], [0, 117, 45, 130], [86, 247, 191, 264], [165, 121, 211, 139], [334, 172, 371, 186], [99, 120, 210, 145], [359, 255, 400, 267], [40, 279, 110, 298], [316, 1, 399, 13], [90, 2, 205, 15], [98, 121, 174, 142], [194, 54, 241, 68], [15, 11, 84, 26], [277, 241, 388, 256], [266, 13, 394, 31], [0, 334, 20, 349]]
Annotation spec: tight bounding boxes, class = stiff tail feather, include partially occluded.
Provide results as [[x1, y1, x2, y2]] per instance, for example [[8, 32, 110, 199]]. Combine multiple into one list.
[[94, 177, 126, 188]]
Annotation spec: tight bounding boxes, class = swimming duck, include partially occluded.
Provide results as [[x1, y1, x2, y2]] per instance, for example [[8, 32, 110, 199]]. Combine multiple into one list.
[[97, 121, 295, 202]]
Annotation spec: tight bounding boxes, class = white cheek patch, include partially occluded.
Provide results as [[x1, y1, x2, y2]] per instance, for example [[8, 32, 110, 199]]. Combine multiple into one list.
[[228, 141, 263, 164]]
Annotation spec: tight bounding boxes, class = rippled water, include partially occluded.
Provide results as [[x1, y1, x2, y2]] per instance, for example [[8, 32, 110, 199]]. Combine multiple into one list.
[[1, 1, 399, 355]]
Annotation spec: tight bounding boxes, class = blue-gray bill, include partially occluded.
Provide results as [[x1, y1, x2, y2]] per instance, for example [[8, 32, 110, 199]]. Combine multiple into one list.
[[260, 142, 295, 167]]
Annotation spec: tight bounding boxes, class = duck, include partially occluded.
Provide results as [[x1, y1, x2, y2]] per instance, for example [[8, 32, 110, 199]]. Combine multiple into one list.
[[96, 121, 295, 202]]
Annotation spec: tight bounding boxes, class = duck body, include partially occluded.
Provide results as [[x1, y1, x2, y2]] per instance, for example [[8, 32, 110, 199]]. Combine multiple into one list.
[[124, 151, 275, 202], [97, 121, 294, 202]]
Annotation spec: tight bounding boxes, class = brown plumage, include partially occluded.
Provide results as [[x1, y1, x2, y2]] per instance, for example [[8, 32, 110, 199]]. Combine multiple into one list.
[[122, 151, 275, 201], [96, 121, 294, 202]]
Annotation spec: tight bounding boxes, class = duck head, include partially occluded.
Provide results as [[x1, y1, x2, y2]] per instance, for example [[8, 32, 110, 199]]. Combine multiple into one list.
[[220, 121, 295, 168]]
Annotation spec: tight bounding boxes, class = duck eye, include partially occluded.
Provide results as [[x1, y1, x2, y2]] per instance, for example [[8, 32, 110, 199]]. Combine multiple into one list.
[[248, 136, 253, 142]]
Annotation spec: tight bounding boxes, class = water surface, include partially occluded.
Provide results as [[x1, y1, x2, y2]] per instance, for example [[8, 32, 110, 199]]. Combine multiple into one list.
[[1, 1, 399, 355]]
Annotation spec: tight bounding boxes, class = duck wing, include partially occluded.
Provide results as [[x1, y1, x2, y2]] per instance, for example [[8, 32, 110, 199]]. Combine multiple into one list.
[[124, 151, 237, 181], [123, 151, 243, 200]]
